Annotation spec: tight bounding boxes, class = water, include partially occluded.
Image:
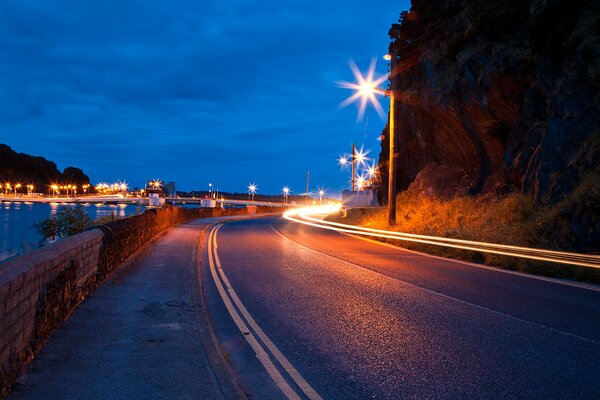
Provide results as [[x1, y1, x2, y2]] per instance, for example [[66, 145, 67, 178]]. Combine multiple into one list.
[[0, 201, 145, 262]]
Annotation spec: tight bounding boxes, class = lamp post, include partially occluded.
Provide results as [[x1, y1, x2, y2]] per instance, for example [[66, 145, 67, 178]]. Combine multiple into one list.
[[282, 186, 290, 204], [248, 183, 257, 202], [351, 144, 356, 191], [338, 55, 398, 225]]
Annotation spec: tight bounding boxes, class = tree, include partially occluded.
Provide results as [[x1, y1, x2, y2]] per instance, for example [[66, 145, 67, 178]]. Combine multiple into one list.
[[61, 167, 91, 186]]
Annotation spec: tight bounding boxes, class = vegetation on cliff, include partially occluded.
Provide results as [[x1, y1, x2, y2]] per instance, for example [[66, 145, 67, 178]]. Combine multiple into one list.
[[0, 144, 91, 192], [331, 175, 600, 283]]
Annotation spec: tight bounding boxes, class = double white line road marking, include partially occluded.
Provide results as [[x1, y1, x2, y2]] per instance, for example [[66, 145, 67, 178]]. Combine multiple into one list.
[[207, 224, 322, 400]]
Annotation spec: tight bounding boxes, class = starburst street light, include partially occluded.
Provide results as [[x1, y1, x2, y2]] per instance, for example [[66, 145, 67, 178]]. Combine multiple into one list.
[[356, 174, 367, 191], [282, 186, 290, 204], [318, 188, 325, 204], [337, 59, 388, 122], [367, 163, 378, 179], [338, 155, 349, 167], [354, 145, 370, 167], [248, 183, 257, 201], [338, 54, 399, 225]]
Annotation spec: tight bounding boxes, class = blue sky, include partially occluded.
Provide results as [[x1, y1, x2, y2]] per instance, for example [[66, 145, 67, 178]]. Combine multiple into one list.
[[0, 0, 411, 194]]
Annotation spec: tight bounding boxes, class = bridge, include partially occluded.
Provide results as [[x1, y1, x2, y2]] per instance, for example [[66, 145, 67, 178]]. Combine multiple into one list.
[[0, 195, 289, 207]]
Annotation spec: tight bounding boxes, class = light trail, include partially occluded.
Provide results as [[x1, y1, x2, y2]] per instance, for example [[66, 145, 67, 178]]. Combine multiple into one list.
[[283, 206, 600, 269]]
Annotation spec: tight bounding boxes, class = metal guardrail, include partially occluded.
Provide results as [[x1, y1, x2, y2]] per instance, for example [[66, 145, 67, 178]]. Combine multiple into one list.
[[283, 206, 600, 269]]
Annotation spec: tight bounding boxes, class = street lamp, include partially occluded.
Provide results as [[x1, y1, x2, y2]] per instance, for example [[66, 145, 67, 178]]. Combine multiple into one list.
[[318, 188, 325, 204], [338, 56, 398, 225], [248, 183, 257, 201], [282, 186, 290, 204], [15, 183, 21, 196]]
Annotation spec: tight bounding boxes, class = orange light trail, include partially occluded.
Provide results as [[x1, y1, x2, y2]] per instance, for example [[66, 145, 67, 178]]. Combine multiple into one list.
[[283, 207, 600, 269]]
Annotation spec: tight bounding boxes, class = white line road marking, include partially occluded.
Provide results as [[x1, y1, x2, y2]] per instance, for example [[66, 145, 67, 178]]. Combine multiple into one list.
[[208, 224, 323, 400]]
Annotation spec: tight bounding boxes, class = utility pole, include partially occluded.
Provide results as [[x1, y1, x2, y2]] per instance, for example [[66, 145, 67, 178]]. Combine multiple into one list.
[[387, 54, 397, 226], [305, 169, 310, 205], [351, 143, 356, 191]]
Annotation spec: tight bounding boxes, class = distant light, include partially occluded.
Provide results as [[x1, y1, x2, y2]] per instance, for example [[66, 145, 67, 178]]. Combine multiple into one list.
[[383, 54, 392, 61], [356, 174, 366, 190], [282, 186, 290, 194], [337, 59, 387, 121], [354, 146, 370, 167], [338, 155, 349, 167], [248, 183, 257, 194], [367, 163, 378, 178]]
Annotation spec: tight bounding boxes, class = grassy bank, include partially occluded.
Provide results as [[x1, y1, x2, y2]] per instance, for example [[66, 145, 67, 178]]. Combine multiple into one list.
[[328, 176, 600, 284]]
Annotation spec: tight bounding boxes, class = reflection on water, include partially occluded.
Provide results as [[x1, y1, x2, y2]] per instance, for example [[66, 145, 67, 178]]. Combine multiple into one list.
[[0, 202, 146, 262]]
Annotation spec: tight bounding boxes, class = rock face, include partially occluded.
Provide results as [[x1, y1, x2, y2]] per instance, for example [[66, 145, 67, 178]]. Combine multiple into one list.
[[378, 0, 600, 202]]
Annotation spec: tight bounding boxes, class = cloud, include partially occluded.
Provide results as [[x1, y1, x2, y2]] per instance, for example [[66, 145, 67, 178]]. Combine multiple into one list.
[[0, 0, 410, 192]]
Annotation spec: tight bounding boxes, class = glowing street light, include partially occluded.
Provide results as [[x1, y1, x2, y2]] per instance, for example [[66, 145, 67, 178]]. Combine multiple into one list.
[[367, 163, 378, 179], [354, 145, 370, 167], [338, 144, 371, 191], [338, 155, 350, 168], [50, 184, 59, 197], [14, 183, 21, 196], [318, 188, 325, 204], [248, 183, 257, 201], [337, 59, 387, 121], [356, 174, 366, 191], [338, 55, 399, 225], [282, 186, 290, 204]]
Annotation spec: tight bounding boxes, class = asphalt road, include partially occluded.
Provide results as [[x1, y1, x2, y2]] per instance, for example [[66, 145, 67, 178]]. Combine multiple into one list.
[[203, 216, 600, 400]]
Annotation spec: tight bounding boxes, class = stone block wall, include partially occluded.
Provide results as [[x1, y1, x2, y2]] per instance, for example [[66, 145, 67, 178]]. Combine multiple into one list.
[[0, 205, 281, 397], [0, 230, 103, 397]]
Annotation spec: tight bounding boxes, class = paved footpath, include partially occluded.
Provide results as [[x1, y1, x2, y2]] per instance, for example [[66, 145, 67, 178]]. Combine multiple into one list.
[[10, 217, 245, 400]]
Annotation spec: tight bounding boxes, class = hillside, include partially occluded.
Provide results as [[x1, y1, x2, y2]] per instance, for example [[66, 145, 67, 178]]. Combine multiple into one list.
[[375, 0, 600, 252], [380, 0, 599, 200], [0, 144, 91, 193]]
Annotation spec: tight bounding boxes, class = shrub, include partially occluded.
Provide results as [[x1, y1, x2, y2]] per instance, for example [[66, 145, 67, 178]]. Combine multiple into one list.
[[35, 206, 91, 243]]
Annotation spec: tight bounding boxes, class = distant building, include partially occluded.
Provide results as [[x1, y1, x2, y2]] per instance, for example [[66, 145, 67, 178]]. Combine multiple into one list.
[[164, 182, 176, 197], [342, 190, 378, 207]]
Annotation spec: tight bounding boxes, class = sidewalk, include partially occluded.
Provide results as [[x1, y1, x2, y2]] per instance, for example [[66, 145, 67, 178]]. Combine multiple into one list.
[[9, 218, 242, 400]]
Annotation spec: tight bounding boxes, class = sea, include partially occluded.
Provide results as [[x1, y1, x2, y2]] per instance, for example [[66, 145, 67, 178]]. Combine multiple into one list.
[[0, 201, 146, 262]]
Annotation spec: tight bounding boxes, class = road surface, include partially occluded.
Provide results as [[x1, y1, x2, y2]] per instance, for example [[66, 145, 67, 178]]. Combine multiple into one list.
[[203, 216, 600, 399]]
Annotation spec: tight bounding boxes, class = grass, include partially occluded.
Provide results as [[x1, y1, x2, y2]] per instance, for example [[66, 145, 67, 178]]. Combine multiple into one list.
[[327, 178, 600, 284]]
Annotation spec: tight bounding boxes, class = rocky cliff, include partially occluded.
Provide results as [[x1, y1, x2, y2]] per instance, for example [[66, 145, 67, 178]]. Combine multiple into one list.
[[379, 0, 600, 203]]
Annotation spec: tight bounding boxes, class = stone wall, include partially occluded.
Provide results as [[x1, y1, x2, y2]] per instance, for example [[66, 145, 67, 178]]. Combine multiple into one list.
[[0, 230, 103, 398], [0, 205, 279, 397]]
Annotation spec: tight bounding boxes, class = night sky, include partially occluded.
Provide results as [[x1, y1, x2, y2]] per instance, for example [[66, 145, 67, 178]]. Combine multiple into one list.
[[0, 0, 410, 195]]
